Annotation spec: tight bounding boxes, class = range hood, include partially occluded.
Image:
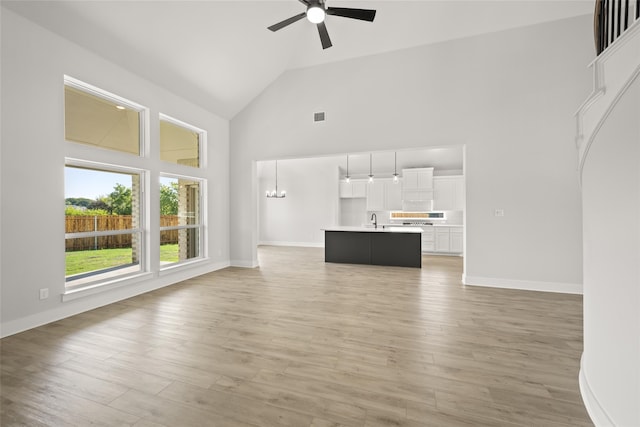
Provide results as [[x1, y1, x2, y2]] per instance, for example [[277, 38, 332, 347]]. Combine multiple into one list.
[[401, 199, 432, 212], [401, 168, 433, 211]]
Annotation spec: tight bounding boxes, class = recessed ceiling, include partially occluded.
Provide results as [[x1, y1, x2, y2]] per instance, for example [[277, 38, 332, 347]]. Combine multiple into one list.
[[3, 0, 593, 119]]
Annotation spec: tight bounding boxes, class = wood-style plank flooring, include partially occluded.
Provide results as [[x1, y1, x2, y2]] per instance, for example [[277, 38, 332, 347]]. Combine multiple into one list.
[[1, 246, 592, 426]]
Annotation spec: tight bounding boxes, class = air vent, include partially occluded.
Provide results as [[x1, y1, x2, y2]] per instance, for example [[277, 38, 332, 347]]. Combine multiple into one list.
[[313, 112, 325, 122]]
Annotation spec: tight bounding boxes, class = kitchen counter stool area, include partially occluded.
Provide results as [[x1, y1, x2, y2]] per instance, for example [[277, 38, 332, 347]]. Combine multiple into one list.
[[323, 227, 422, 268]]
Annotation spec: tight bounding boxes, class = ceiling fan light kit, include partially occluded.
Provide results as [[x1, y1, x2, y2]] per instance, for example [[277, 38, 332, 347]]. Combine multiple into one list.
[[306, 5, 326, 23], [268, 0, 376, 50]]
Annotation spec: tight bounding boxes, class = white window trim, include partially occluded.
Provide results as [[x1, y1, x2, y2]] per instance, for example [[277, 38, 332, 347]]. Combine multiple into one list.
[[64, 75, 148, 158], [64, 159, 149, 292], [62, 272, 154, 302], [159, 173, 206, 269], [159, 113, 207, 169]]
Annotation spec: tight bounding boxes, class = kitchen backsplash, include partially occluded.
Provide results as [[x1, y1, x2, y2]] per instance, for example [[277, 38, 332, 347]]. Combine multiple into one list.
[[363, 210, 463, 226]]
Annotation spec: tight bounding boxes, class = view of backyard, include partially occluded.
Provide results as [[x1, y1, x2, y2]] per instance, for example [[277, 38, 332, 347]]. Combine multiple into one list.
[[65, 244, 179, 276], [65, 168, 182, 279]]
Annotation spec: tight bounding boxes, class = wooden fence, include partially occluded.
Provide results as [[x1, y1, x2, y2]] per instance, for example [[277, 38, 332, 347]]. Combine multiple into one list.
[[65, 215, 178, 251]]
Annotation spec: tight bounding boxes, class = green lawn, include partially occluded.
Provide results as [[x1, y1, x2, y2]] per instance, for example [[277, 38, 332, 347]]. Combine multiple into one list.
[[66, 244, 179, 276], [160, 244, 179, 264]]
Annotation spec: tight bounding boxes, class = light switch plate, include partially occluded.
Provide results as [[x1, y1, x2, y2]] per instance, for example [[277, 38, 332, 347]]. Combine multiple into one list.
[[494, 209, 505, 217]]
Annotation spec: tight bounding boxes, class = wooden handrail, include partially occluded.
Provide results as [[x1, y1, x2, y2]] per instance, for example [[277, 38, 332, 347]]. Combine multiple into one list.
[[595, 0, 639, 55]]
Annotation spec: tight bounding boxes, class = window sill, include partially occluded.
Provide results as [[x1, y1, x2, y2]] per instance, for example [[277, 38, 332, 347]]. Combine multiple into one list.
[[159, 257, 210, 276], [62, 271, 153, 302]]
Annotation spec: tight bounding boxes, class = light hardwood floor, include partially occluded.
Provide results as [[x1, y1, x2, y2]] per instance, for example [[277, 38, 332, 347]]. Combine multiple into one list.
[[1, 246, 592, 426]]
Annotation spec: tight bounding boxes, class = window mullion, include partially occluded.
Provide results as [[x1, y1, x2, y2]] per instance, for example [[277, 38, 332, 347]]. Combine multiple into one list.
[[159, 224, 199, 232], [66, 228, 142, 239]]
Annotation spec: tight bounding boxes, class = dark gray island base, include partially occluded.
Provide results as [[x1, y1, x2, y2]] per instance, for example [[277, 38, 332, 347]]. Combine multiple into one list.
[[324, 228, 422, 268]]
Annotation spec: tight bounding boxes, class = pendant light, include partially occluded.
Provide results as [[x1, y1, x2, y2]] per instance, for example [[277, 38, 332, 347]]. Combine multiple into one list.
[[368, 153, 374, 183], [345, 154, 350, 183], [393, 152, 399, 183], [266, 160, 286, 198]]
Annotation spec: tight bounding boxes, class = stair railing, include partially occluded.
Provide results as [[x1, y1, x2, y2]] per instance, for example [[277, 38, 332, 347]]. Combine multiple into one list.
[[595, 0, 639, 54]]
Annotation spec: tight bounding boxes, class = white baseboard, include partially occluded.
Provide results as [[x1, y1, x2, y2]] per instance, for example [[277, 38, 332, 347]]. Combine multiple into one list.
[[0, 261, 230, 338], [463, 275, 583, 294], [579, 353, 615, 426], [258, 241, 324, 248], [230, 259, 259, 268], [423, 251, 463, 257]]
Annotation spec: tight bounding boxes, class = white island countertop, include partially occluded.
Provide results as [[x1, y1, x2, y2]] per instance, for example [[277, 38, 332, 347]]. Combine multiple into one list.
[[385, 223, 463, 228], [322, 226, 423, 233]]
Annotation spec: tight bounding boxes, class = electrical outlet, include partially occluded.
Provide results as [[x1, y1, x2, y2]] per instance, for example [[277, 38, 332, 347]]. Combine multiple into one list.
[[39, 288, 49, 300], [494, 209, 505, 217]]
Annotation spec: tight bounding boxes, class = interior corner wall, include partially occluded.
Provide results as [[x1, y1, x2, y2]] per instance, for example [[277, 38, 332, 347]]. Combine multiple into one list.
[[0, 9, 230, 337], [580, 74, 640, 427], [230, 15, 593, 291]]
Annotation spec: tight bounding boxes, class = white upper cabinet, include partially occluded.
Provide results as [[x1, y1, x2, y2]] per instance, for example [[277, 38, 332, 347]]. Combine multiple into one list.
[[366, 180, 385, 210], [402, 168, 433, 190], [352, 181, 367, 198], [384, 179, 403, 211], [433, 175, 464, 211], [339, 181, 351, 198], [340, 180, 367, 198], [365, 179, 403, 211]]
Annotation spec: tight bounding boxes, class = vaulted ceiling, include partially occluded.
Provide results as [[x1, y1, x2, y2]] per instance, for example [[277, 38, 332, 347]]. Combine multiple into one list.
[[3, 0, 593, 119]]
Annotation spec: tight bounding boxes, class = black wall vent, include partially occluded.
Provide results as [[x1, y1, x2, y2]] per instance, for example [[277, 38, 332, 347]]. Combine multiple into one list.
[[314, 112, 325, 122]]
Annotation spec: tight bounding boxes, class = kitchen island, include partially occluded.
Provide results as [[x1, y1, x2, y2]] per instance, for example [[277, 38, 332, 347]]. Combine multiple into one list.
[[323, 226, 423, 268]]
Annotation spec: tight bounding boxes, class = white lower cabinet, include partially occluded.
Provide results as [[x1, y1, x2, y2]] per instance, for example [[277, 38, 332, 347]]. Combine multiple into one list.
[[450, 228, 463, 253], [435, 228, 451, 252], [426, 226, 463, 254], [421, 227, 434, 252]]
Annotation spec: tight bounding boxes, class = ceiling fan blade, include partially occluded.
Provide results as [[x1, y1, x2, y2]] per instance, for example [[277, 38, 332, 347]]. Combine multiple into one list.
[[326, 7, 376, 22], [268, 12, 307, 32], [297, 0, 310, 5], [317, 21, 332, 49]]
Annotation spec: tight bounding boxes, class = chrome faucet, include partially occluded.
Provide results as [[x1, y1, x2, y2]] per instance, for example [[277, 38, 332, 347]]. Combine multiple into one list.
[[370, 213, 377, 229]]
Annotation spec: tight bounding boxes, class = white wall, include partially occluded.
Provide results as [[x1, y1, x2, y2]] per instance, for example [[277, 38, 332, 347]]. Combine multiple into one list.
[[231, 15, 593, 292], [257, 157, 339, 246], [580, 74, 639, 426], [0, 9, 230, 336]]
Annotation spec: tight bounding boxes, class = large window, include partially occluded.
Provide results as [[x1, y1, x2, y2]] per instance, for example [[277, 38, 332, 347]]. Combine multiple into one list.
[[65, 164, 143, 288], [159, 175, 203, 267], [65, 80, 143, 155], [63, 77, 209, 294], [64, 77, 148, 291], [159, 115, 202, 167]]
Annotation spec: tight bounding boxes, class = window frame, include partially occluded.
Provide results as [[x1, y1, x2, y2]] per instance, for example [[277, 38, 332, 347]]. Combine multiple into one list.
[[64, 159, 148, 290], [63, 76, 151, 297], [159, 173, 206, 270], [159, 113, 207, 168], [64, 75, 147, 157]]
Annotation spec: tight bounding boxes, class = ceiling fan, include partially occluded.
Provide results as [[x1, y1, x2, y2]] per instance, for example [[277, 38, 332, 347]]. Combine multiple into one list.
[[268, 0, 377, 50]]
